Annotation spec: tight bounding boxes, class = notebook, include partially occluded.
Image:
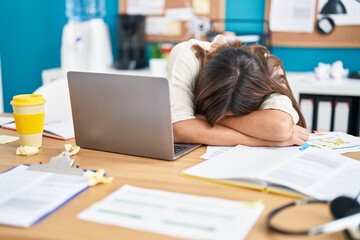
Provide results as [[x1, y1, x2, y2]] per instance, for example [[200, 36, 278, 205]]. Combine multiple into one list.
[[67, 71, 201, 160]]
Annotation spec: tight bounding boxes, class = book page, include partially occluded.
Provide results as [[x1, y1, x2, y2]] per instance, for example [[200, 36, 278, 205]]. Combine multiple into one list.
[[263, 148, 360, 200], [182, 145, 300, 188], [42, 116, 75, 140]]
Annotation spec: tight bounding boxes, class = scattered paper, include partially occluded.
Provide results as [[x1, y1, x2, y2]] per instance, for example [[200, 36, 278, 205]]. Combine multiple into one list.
[[16, 146, 39, 156], [85, 169, 114, 186], [78, 185, 264, 240], [64, 144, 80, 156], [0, 135, 19, 144]]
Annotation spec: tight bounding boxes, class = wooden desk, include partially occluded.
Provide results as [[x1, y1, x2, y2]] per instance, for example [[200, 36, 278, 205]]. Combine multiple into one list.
[[0, 127, 352, 240]]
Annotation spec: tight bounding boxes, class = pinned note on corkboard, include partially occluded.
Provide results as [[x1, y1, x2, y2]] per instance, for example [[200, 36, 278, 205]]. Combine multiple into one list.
[[119, 0, 225, 42], [265, 0, 360, 48]]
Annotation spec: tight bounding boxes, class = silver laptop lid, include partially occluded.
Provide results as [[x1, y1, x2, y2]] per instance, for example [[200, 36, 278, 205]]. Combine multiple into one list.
[[67, 72, 176, 160]]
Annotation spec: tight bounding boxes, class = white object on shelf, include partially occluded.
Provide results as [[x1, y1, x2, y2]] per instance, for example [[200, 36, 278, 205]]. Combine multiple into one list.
[[42, 67, 166, 86], [61, 19, 113, 73], [42, 68, 66, 85], [314, 61, 349, 81], [287, 72, 360, 101]]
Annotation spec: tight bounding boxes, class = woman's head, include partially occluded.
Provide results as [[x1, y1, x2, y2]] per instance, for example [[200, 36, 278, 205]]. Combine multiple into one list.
[[193, 43, 306, 127]]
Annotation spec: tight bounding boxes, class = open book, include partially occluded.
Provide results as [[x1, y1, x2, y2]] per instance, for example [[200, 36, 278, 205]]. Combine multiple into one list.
[[2, 115, 74, 141], [182, 146, 360, 201]]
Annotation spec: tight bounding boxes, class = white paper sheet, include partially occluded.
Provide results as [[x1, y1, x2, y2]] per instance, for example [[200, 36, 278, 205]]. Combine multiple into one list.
[[200, 146, 234, 159], [165, 8, 194, 20], [0, 135, 19, 144], [307, 131, 360, 154], [126, 0, 165, 15], [78, 185, 264, 240], [269, 0, 317, 32], [0, 116, 14, 126], [186, 145, 300, 180], [0, 165, 88, 227], [146, 17, 181, 36]]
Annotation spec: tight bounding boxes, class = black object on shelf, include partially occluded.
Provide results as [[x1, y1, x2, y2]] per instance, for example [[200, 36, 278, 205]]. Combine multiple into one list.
[[348, 71, 360, 80], [320, 0, 347, 14], [116, 14, 147, 70]]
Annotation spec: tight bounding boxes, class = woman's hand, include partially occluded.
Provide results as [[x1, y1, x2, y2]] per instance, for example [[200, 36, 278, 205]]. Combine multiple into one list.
[[269, 125, 309, 147], [290, 125, 309, 145]]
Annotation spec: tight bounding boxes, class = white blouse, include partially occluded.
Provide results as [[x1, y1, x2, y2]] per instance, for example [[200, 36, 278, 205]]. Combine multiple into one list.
[[166, 35, 299, 124]]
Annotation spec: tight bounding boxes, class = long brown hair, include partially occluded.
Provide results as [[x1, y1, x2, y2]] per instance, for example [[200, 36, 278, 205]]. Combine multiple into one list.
[[193, 42, 306, 128]]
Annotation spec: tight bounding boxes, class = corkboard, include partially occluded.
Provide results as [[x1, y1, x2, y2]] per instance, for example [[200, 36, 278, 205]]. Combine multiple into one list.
[[265, 0, 360, 48], [119, 0, 225, 42]]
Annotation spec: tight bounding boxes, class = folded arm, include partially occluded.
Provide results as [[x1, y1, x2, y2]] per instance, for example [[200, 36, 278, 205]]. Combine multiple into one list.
[[218, 109, 295, 141], [173, 117, 307, 147]]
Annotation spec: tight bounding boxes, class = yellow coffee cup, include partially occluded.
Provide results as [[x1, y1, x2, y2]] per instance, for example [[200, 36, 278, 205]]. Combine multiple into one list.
[[10, 94, 46, 148]]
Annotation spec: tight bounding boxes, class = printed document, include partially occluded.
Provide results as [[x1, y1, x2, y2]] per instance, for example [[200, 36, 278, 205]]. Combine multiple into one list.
[[307, 131, 360, 154], [78, 185, 264, 240], [269, 0, 317, 32], [0, 165, 88, 227]]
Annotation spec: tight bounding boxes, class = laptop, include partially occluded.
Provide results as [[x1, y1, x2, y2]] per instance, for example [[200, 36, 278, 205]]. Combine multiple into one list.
[[67, 71, 201, 160]]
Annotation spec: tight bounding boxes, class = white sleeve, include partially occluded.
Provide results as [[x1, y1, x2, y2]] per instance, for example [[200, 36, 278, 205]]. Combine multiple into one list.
[[259, 93, 299, 124], [167, 41, 200, 123]]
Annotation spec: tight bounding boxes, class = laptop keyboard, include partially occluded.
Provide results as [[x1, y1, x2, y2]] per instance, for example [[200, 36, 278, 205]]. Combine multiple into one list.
[[174, 145, 189, 154]]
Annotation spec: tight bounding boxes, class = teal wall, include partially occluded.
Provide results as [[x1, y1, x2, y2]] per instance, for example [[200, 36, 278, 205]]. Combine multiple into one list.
[[0, 0, 359, 112], [0, 0, 118, 113]]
